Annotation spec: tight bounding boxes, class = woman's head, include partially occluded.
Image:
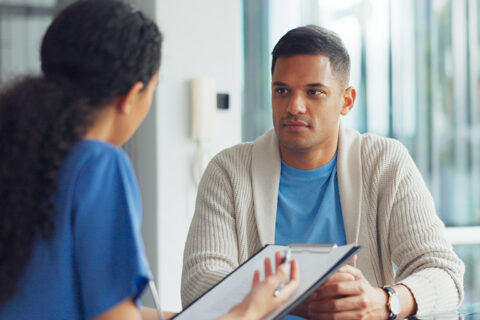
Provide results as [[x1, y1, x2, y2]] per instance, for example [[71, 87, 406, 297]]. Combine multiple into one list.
[[0, 0, 162, 306], [41, 0, 162, 107]]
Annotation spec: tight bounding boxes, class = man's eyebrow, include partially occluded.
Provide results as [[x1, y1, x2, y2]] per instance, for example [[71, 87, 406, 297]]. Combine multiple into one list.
[[306, 83, 328, 88], [272, 81, 329, 88]]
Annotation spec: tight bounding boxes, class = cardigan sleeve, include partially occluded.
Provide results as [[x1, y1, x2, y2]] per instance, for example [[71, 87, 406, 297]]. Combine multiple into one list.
[[386, 144, 464, 315], [181, 155, 239, 307]]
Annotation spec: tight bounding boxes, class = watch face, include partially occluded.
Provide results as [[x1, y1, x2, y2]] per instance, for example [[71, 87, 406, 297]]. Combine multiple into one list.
[[390, 294, 401, 315]]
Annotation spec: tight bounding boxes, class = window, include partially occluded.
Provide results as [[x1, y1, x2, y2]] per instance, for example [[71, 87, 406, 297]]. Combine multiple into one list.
[[0, 1, 59, 84]]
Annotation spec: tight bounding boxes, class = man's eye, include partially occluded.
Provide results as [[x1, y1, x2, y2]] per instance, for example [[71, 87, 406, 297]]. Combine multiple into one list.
[[275, 88, 288, 95], [308, 89, 323, 95]]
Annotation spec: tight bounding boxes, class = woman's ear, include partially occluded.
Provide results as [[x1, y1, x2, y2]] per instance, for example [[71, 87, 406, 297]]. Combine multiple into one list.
[[117, 81, 145, 115]]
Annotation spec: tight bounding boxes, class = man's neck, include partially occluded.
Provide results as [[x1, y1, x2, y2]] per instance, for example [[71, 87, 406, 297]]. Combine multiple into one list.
[[279, 138, 338, 170]]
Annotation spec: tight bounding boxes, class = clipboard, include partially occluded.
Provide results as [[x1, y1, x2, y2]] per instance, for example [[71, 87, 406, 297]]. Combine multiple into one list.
[[173, 243, 362, 320]]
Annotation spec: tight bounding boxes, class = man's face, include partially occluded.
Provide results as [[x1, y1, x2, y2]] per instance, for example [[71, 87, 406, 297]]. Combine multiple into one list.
[[271, 54, 354, 156]]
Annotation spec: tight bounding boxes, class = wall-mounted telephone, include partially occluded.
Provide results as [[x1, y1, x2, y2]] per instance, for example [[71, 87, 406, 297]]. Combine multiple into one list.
[[190, 77, 216, 186], [190, 77, 216, 141]]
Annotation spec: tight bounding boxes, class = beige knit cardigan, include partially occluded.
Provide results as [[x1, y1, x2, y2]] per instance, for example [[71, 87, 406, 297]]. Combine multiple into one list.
[[181, 123, 464, 316]]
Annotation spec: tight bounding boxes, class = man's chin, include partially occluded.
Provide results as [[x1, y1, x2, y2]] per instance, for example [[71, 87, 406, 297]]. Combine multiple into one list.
[[274, 127, 313, 150], [278, 138, 313, 153]]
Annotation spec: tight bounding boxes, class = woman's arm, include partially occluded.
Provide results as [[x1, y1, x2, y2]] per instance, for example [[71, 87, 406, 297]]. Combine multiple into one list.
[[96, 252, 298, 320], [141, 306, 177, 320]]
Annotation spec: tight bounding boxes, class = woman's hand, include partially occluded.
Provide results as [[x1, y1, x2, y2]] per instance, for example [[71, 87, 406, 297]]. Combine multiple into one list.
[[224, 251, 299, 319]]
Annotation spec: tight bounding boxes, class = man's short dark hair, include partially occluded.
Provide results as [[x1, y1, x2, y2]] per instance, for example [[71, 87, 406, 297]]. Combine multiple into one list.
[[271, 25, 350, 86]]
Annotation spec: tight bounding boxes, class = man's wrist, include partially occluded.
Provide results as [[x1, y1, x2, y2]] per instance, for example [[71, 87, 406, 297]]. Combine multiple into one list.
[[392, 284, 418, 318], [374, 287, 392, 319], [383, 286, 402, 320]]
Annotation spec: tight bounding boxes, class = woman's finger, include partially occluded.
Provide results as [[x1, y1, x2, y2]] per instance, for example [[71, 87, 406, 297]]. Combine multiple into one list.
[[275, 251, 283, 269], [251, 269, 261, 288], [276, 259, 299, 289], [276, 259, 299, 300], [290, 258, 299, 281], [264, 257, 273, 277]]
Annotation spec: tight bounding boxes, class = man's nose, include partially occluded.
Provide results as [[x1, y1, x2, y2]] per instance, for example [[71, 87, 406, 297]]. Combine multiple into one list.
[[286, 92, 307, 115]]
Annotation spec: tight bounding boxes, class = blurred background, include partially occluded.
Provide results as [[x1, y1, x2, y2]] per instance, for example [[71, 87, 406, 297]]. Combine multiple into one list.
[[0, 0, 478, 313]]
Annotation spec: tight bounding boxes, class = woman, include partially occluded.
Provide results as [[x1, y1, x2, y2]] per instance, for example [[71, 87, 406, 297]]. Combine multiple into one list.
[[0, 0, 298, 319]]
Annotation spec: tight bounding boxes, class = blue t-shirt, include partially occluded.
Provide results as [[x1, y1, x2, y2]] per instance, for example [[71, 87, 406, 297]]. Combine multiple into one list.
[[275, 155, 346, 320], [0, 140, 150, 320]]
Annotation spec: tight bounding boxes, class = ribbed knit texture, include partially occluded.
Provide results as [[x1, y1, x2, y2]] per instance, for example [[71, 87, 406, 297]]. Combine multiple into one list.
[[181, 127, 464, 316]]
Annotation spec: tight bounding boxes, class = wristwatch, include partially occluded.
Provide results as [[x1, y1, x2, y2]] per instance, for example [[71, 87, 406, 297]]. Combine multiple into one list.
[[383, 286, 401, 320]]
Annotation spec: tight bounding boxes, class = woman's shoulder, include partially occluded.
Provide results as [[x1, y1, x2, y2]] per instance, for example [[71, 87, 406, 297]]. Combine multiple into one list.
[[71, 139, 127, 160], [65, 139, 132, 173], [57, 140, 136, 197]]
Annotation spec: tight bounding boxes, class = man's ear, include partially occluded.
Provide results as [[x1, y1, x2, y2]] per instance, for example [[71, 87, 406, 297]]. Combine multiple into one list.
[[340, 86, 356, 116], [117, 81, 145, 115]]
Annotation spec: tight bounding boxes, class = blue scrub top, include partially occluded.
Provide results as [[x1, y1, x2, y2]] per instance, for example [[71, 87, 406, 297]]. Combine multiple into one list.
[[0, 140, 150, 320]]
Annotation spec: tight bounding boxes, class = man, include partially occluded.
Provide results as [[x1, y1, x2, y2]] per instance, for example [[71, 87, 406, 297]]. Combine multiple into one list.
[[181, 25, 464, 319]]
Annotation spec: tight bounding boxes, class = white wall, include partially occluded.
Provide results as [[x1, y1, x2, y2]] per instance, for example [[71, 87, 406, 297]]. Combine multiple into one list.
[[154, 0, 243, 311], [123, 0, 159, 309]]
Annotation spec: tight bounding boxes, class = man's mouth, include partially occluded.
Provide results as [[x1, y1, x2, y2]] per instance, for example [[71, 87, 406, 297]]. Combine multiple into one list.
[[283, 120, 310, 131]]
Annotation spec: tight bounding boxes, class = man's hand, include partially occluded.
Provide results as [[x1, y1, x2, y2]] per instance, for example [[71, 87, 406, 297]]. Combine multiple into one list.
[[289, 268, 357, 318], [290, 254, 394, 320], [306, 264, 389, 320]]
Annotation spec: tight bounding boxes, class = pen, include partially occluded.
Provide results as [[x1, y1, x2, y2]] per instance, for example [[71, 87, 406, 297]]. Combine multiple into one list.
[[273, 247, 292, 297]]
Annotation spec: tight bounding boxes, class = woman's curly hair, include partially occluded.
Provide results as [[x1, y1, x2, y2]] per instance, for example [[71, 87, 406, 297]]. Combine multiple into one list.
[[0, 0, 162, 306]]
